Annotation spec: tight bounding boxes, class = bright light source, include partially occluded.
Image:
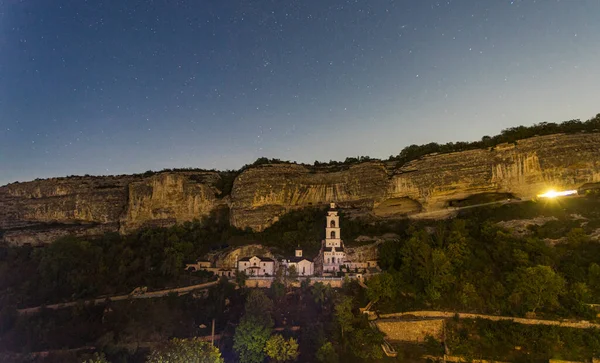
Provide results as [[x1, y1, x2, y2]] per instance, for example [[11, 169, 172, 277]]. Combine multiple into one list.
[[537, 190, 577, 199]]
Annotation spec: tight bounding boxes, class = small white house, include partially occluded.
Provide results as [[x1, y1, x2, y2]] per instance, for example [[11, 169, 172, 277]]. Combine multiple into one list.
[[237, 256, 275, 277], [282, 247, 314, 276]]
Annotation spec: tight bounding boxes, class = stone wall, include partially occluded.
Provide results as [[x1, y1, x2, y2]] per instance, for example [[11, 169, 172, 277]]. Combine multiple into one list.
[[375, 319, 444, 342], [245, 277, 344, 289], [378, 311, 600, 329]]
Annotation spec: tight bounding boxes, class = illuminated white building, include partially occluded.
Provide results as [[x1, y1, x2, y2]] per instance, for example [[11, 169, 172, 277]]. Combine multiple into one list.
[[237, 256, 275, 276], [322, 202, 346, 273], [282, 247, 314, 276]]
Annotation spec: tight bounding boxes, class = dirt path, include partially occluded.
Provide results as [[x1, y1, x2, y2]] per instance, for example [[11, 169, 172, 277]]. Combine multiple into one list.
[[17, 280, 220, 315]]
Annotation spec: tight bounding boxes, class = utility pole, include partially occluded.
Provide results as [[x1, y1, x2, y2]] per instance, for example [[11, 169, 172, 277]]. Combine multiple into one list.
[[211, 318, 215, 346]]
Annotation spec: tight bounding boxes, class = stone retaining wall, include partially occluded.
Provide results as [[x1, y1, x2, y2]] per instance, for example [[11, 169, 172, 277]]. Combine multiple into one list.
[[379, 311, 600, 329], [245, 278, 343, 288], [375, 319, 444, 342]]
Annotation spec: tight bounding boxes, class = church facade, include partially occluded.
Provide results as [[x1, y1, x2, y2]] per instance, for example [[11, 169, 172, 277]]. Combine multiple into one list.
[[282, 247, 314, 276]]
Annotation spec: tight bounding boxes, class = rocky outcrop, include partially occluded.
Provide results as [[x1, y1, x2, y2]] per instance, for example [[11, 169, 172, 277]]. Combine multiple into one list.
[[2, 133, 600, 245], [0, 172, 226, 245], [388, 134, 600, 212], [345, 234, 399, 262], [230, 134, 600, 229], [119, 172, 224, 233], [230, 162, 390, 231]]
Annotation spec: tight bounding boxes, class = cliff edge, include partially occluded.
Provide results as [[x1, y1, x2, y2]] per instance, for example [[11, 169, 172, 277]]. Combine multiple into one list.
[[2, 133, 600, 245]]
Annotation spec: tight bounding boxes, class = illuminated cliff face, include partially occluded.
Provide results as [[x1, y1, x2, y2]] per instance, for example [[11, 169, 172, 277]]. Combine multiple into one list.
[[2, 133, 600, 245], [119, 172, 224, 233]]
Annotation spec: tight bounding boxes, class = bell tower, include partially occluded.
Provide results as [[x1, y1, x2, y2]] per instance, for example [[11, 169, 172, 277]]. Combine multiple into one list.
[[325, 202, 341, 247]]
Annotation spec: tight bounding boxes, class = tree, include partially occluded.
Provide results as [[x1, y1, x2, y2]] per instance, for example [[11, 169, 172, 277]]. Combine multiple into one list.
[[234, 290, 275, 363], [512, 265, 566, 313], [366, 272, 396, 303], [334, 296, 354, 339], [459, 282, 482, 311], [566, 228, 589, 247], [347, 322, 384, 360], [270, 280, 286, 300], [589, 263, 600, 298], [82, 353, 110, 363], [311, 282, 328, 306], [146, 338, 224, 363], [244, 290, 274, 327], [300, 277, 311, 292], [235, 270, 248, 287], [285, 265, 298, 288], [264, 334, 299, 362], [316, 342, 338, 363], [160, 247, 184, 277], [233, 316, 272, 363]]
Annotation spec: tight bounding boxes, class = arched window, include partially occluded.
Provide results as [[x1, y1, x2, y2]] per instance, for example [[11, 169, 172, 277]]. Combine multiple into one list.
[[327, 258, 330, 264], [332, 257, 336, 264], [330, 231, 336, 239], [330, 220, 336, 228]]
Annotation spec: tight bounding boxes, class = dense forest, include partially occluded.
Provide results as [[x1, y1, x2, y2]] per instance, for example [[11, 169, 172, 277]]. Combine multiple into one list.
[[0, 205, 406, 308], [3, 195, 600, 361]]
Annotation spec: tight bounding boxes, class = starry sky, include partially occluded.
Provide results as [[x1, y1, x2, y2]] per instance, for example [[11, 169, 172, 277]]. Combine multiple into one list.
[[1, 0, 600, 185]]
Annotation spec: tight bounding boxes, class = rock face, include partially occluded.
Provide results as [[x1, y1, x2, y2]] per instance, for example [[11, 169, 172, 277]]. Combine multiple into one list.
[[2, 133, 600, 245], [388, 133, 600, 212], [120, 172, 224, 233], [230, 162, 390, 231], [0, 172, 226, 245], [231, 134, 600, 229]]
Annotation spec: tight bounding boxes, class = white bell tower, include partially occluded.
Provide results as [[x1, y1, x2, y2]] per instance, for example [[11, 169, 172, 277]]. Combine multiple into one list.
[[325, 202, 341, 247]]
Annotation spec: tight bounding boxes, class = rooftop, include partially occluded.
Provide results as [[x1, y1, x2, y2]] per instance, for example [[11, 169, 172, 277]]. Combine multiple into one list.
[[238, 255, 275, 262], [288, 256, 312, 263]]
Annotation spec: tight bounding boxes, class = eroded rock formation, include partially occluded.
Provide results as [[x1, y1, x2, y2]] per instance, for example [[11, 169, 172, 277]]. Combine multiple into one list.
[[2, 133, 600, 245]]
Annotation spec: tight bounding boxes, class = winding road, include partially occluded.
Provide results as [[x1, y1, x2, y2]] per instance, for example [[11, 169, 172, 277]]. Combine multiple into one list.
[[17, 280, 220, 315]]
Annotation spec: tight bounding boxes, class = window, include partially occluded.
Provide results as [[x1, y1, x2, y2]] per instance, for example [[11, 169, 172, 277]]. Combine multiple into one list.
[[254, 263, 257, 266], [332, 257, 336, 264], [330, 220, 336, 228], [330, 231, 335, 239], [303, 266, 305, 274]]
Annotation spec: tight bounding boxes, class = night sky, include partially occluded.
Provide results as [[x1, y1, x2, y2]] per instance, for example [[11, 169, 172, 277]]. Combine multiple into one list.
[[2, 1, 600, 185]]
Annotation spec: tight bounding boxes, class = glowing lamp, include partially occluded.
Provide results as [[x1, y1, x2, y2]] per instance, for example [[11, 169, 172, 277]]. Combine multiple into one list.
[[537, 190, 577, 199]]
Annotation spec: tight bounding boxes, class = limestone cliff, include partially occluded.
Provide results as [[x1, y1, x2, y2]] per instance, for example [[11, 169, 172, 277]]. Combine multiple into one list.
[[0, 172, 226, 245], [229, 162, 390, 231], [119, 172, 224, 233], [2, 133, 600, 245], [230, 134, 600, 228], [388, 133, 600, 214]]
